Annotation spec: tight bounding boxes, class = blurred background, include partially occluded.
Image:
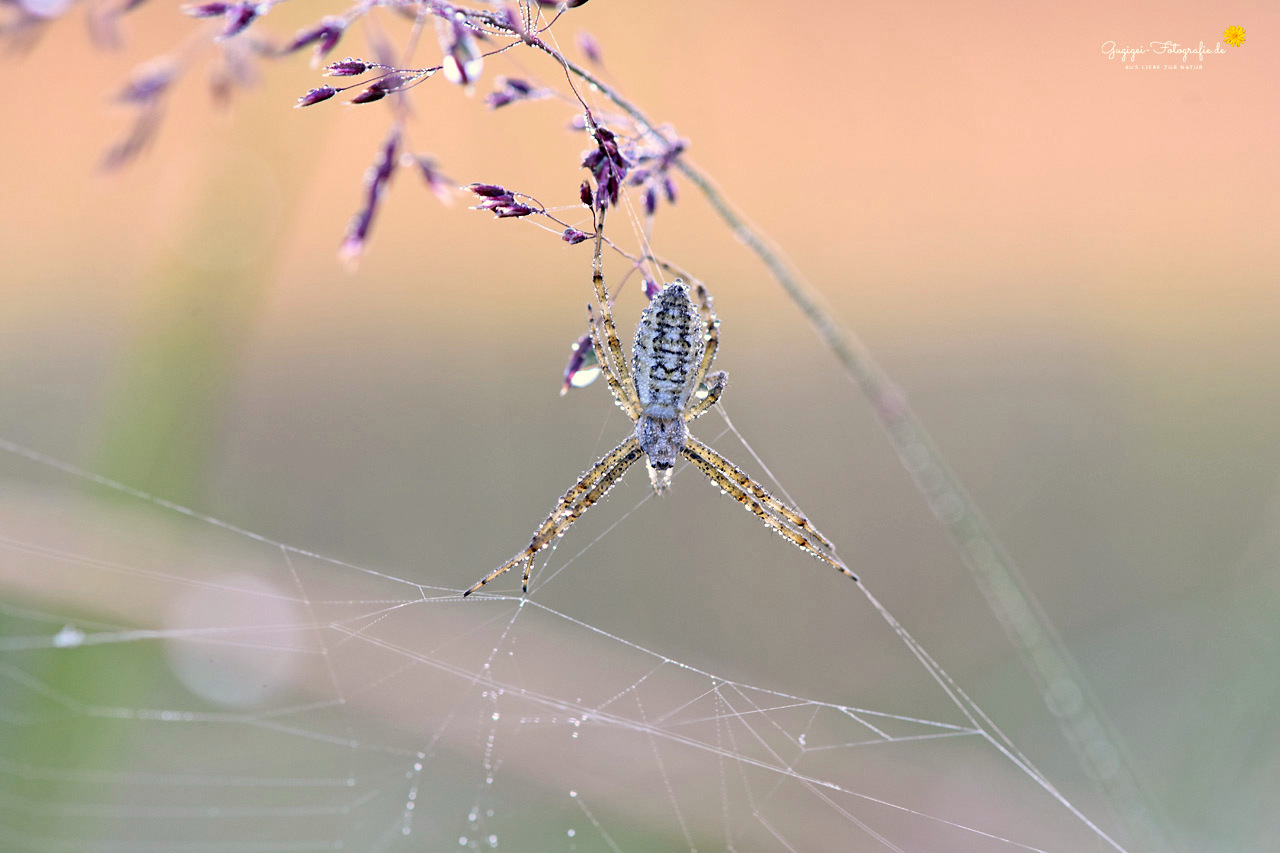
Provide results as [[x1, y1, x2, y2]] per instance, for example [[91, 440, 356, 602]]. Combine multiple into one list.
[[1, 1, 1278, 850]]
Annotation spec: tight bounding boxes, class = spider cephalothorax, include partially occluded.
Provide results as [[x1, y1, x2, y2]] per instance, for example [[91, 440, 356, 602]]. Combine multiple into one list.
[[463, 208, 854, 597]]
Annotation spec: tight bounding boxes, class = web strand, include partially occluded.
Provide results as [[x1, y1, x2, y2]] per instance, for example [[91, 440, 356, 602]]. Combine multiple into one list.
[[0, 434, 1126, 851]]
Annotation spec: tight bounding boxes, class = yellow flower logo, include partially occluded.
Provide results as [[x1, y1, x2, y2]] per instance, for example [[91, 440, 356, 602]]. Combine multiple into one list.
[[1223, 26, 1246, 47]]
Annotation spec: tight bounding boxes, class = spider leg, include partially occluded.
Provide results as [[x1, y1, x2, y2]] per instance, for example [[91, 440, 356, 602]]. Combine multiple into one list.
[[680, 436, 855, 581], [684, 370, 727, 422], [690, 283, 720, 390], [684, 435, 836, 551], [587, 303, 640, 419], [463, 435, 644, 596], [520, 436, 643, 591], [589, 207, 637, 396]]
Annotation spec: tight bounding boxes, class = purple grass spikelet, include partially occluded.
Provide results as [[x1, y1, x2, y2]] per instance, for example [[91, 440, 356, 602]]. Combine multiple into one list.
[[467, 183, 539, 219], [218, 2, 259, 40], [495, 3, 525, 39], [295, 85, 336, 108], [349, 74, 408, 105], [339, 128, 400, 267], [116, 62, 174, 103], [413, 156, 454, 205], [181, 1, 230, 17], [493, 203, 535, 218], [484, 77, 539, 110], [349, 87, 387, 105], [485, 91, 514, 109], [576, 31, 602, 64], [627, 136, 685, 214], [100, 105, 162, 172], [282, 17, 344, 63], [582, 120, 630, 208], [468, 183, 509, 199], [325, 58, 369, 77]]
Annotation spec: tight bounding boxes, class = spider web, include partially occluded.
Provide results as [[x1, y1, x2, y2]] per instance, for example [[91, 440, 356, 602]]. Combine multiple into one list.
[[0, 425, 1129, 853]]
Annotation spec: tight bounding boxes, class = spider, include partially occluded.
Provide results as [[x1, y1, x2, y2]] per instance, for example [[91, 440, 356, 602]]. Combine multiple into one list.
[[463, 208, 855, 597]]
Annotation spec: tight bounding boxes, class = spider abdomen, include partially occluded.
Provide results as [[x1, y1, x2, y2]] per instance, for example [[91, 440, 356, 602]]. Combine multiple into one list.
[[632, 281, 706, 419]]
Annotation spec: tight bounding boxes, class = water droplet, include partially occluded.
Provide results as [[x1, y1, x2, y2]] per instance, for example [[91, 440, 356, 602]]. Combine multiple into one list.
[[491, 711, 500, 721], [569, 790, 577, 798], [53, 624, 85, 648], [442, 26, 483, 86], [459, 837, 468, 846], [569, 365, 601, 389], [567, 829, 576, 838]]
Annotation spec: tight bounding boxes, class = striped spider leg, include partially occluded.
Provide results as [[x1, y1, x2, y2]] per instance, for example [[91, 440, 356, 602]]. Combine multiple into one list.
[[462, 434, 643, 596], [463, 208, 853, 597], [464, 208, 644, 597]]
